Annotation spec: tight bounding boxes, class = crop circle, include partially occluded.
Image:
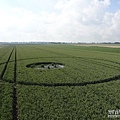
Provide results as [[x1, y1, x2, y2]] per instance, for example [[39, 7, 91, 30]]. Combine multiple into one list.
[[26, 62, 65, 70]]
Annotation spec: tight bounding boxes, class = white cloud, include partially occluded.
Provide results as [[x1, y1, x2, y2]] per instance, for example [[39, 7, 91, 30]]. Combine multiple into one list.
[[0, 0, 120, 42], [101, 10, 120, 41]]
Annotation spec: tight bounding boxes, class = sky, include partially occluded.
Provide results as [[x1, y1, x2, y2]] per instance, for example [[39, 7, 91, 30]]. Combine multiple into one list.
[[0, 0, 120, 43]]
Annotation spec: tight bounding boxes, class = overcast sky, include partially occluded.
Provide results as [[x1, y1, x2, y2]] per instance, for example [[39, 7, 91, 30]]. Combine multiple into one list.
[[0, 0, 120, 43]]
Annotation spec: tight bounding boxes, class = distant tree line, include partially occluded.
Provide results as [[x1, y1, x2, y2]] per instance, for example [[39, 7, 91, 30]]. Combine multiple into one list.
[[0, 42, 120, 45]]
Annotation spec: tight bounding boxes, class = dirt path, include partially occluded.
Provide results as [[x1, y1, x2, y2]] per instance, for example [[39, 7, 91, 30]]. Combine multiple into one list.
[[74, 44, 120, 48]]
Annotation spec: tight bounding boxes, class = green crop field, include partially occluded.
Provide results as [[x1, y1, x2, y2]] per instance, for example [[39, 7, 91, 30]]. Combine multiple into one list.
[[0, 44, 120, 120]]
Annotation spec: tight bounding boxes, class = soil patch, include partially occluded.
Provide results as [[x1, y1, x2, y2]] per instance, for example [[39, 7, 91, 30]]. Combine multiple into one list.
[[26, 62, 65, 70]]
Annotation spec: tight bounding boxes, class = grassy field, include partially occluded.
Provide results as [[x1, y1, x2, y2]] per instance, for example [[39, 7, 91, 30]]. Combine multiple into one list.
[[0, 44, 120, 120]]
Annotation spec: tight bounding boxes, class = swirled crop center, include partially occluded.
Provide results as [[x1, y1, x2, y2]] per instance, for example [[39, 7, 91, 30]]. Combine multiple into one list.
[[26, 62, 65, 70]]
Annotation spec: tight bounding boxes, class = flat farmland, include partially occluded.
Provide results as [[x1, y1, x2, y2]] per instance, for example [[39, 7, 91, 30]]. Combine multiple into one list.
[[0, 44, 120, 120]]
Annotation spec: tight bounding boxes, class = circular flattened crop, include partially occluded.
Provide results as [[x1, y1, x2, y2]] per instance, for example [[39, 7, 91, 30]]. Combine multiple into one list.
[[26, 62, 65, 70]]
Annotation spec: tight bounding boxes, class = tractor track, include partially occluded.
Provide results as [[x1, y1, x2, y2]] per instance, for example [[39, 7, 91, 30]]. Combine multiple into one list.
[[12, 47, 19, 120], [0, 48, 14, 80], [0, 46, 19, 119]]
